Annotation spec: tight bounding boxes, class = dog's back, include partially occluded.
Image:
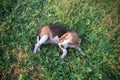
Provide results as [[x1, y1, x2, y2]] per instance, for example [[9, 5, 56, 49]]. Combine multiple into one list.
[[38, 25, 68, 38]]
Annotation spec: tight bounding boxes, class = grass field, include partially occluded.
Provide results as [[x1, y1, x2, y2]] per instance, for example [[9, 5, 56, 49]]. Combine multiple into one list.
[[0, 0, 120, 80]]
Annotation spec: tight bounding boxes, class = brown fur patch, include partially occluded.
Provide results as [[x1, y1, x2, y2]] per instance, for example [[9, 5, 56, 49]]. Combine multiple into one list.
[[59, 32, 80, 47]]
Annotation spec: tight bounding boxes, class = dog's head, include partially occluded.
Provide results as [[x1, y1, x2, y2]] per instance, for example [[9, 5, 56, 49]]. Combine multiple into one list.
[[59, 32, 81, 49]]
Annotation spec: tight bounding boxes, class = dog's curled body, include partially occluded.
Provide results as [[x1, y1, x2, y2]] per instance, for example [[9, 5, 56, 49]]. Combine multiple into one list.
[[33, 25, 85, 59]]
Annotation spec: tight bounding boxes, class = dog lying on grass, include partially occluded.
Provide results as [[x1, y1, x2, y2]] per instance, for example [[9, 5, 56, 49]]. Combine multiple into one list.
[[33, 25, 85, 59]]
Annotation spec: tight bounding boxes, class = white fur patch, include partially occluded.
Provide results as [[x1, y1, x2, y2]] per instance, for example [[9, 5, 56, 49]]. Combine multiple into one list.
[[33, 35, 49, 53], [37, 36, 39, 43], [58, 43, 67, 59], [51, 36, 59, 43], [60, 49, 67, 59]]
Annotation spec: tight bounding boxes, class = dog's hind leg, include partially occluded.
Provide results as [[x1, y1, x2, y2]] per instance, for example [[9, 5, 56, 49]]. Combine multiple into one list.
[[37, 36, 40, 51], [33, 35, 48, 53], [37, 36, 40, 43]]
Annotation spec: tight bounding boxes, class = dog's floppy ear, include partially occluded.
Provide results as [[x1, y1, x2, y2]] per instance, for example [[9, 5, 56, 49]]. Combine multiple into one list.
[[59, 33, 68, 42]]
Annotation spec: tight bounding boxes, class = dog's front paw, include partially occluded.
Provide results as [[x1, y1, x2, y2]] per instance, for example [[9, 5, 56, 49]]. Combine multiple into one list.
[[33, 49, 37, 53], [60, 54, 66, 59], [33, 43, 38, 53], [60, 56, 64, 59]]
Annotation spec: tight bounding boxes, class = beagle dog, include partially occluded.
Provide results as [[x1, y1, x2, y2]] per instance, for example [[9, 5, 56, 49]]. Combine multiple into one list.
[[33, 25, 85, 59]]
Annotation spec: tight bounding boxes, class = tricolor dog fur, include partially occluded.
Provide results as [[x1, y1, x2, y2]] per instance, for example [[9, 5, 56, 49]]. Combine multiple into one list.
[[33, 25, 85, 59]]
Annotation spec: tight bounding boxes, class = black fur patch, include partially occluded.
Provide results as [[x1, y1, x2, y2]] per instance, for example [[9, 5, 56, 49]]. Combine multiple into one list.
[[48, 25, 69, 37]]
